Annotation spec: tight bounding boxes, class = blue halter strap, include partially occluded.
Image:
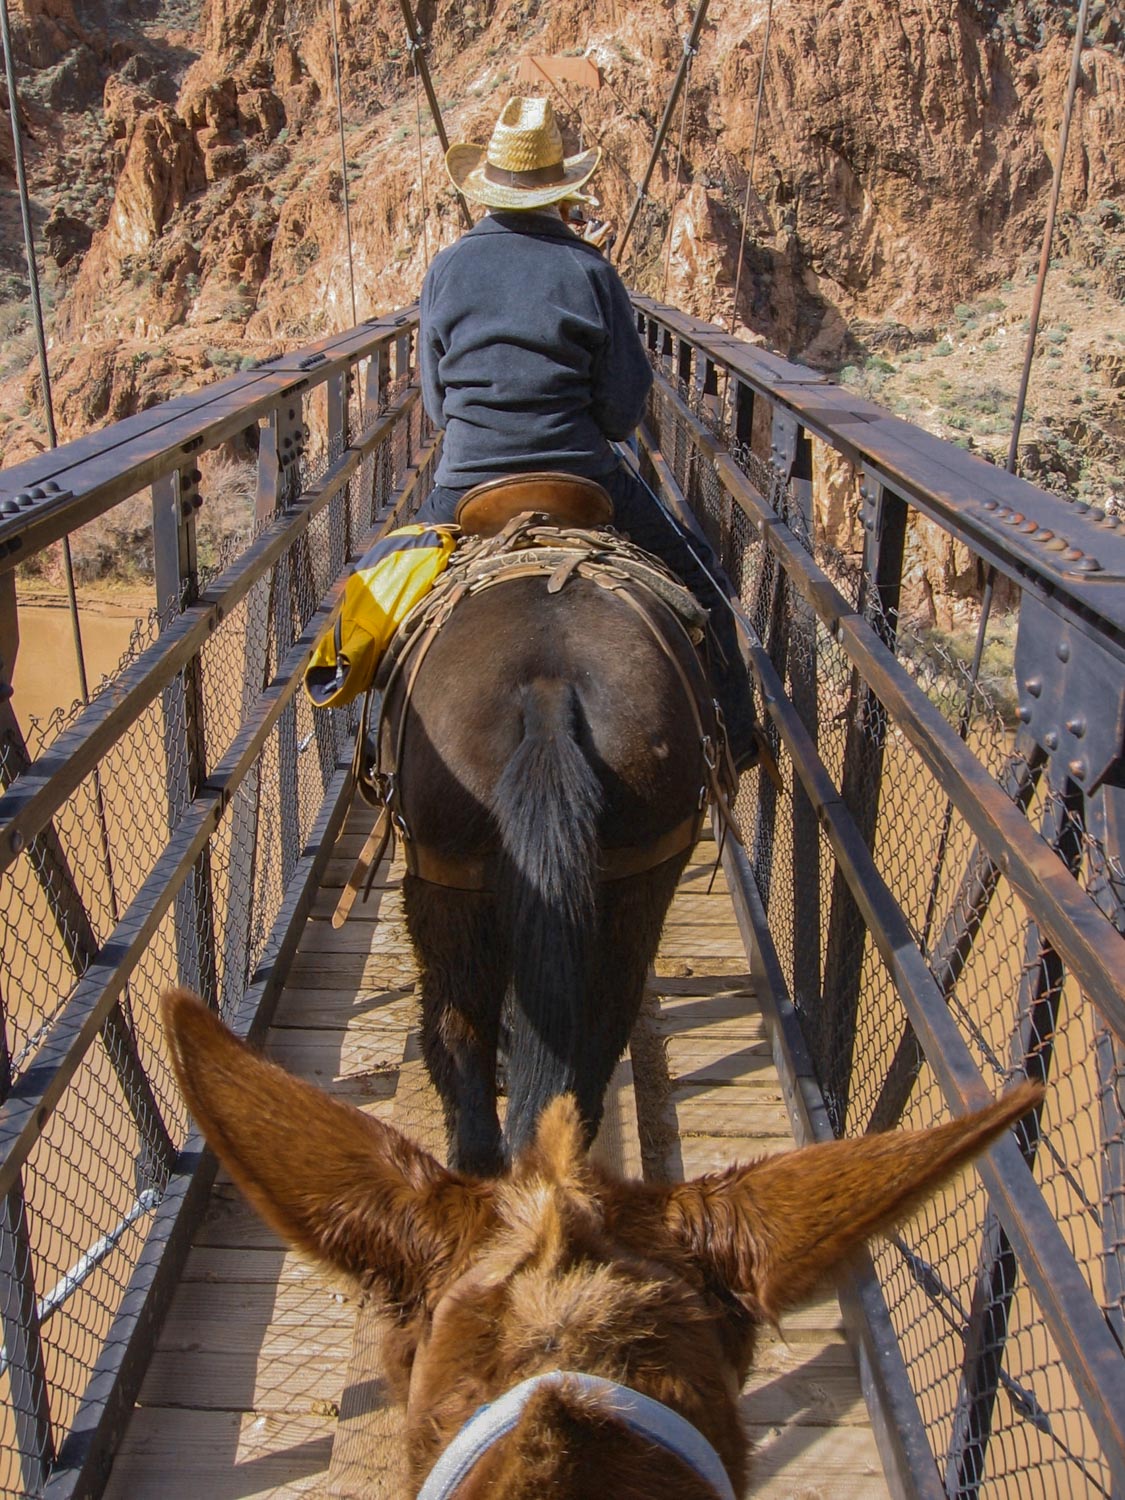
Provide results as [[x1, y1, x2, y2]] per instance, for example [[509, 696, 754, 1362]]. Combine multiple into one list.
[[415, 1370, 737, 1499]]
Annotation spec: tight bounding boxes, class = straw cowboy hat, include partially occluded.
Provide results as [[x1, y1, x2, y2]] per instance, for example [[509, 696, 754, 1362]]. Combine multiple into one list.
[[445, 97, 601, 211]]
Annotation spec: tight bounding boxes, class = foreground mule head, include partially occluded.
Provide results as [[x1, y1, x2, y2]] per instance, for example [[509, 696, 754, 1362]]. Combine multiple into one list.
[[163, 988, 1040, 1498]]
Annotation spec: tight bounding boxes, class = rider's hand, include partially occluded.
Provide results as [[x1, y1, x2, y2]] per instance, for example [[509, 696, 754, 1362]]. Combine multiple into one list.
[[582, 219, 616, 253]]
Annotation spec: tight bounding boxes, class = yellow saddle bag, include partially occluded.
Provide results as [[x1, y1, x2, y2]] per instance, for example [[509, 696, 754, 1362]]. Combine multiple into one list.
[[304, 524, 457, 709]]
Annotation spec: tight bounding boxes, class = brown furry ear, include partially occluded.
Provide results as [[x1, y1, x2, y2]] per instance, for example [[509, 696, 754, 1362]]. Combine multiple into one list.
[[661, 1083, 1042, 1323], [162, 989, 495, 1312]]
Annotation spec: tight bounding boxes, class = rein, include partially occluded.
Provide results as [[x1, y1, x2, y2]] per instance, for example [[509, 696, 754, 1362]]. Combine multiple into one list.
[[415, 1370, 737, 1500]]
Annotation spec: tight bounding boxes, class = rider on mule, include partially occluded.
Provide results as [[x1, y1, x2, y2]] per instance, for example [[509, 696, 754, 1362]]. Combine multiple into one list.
[[416, 96, 761, 771]]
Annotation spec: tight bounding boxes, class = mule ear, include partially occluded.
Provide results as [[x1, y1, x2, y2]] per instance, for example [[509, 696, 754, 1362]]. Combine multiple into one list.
[[162, 989, 494, 1311], [662, 1083, 1042, 1323]]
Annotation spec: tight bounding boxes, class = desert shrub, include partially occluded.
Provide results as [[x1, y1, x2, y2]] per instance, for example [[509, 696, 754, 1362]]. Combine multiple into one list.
[[196, 454, 256, 572]]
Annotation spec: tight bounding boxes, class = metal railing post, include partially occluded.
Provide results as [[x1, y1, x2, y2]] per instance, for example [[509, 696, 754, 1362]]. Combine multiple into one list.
[[0, 579, 54, 1486], [152, 464, 220, 1007], [818, 476, 908, 1131], [945, 770, 1084, 1495], [1079, 786, 1125, 1352]]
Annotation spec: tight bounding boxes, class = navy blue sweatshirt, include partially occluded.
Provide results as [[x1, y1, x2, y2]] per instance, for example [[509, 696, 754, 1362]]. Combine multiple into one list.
[[420, 211, 654, 489]]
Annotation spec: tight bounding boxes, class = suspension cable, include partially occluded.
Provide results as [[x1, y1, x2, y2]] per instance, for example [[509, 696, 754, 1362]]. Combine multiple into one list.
[[2, 0, 125, 935], [1, 0, 92, 705], [729, 0, 774, 333], [522, 55, 633, 182], [616, 0, 710, 269], [411, 43, 431, 269], [1006, 0, 1091, 475], [328, 0, 358, 328], [397, 0, 473, 231], [660, 43, 694, 303]]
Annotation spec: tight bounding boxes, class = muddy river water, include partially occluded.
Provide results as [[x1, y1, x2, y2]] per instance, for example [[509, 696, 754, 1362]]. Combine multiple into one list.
[[9, 595, 149, 732]]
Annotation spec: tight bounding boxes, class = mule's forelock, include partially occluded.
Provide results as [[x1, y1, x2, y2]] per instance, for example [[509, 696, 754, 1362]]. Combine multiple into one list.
[[519, 1095, 591, 1184], [496, 1096, 604, 1260]]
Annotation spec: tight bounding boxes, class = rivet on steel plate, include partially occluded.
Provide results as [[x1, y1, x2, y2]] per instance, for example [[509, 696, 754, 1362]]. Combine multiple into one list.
[[1069, 758, 1088, 781], [1075, 556, 1103, 572], [1065, 716, 1087, 739], [1062, 548, 1084, 562], [1008, 511, 1024, 524], [1057, 640, 1070, 662], [1018, 705, 1031, 723], [1025, 676, 1042, 697], [1032, 529, 1053, 542], [1044, 730, 1059, 751], [10, 829, 25, 854], [1018, 520, 1037, 534], [983, 499, 998, 511]]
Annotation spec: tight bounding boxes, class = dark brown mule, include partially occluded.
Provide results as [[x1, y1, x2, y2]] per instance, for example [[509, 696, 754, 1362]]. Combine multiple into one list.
[[379, 570, 716, 1174], [164, 990, 1040, 1500]]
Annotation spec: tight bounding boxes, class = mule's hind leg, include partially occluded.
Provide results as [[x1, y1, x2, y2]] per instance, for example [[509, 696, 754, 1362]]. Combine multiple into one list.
[[403, 876, 508, 1176], [576, 855, 687, 1146]]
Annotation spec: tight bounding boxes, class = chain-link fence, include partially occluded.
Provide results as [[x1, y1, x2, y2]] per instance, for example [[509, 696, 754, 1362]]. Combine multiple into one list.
[[635, 298, 1125, 1499], [0, 311, 434, 1496]]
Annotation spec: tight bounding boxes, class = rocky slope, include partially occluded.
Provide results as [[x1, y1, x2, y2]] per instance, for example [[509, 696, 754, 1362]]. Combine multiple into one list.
[[0, 0, 1122, 523]]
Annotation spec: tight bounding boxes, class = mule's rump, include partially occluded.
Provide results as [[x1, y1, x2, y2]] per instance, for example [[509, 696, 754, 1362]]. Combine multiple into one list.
[[381, 572, 716, 1169]]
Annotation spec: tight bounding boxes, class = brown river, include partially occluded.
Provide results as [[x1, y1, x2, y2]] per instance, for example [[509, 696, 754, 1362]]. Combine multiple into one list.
[[10, 593, 149, 730]]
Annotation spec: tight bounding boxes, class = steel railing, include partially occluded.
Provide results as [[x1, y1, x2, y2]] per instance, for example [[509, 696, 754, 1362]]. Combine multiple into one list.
[[631, 293, 1125, 1500], [0, 308, 435, 1497]]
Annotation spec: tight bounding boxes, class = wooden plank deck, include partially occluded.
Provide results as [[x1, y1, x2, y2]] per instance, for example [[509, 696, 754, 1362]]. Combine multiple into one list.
[[104, 801, 890, 1498]]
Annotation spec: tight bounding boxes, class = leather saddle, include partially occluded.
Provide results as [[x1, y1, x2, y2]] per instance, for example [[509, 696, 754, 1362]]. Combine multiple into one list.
[[455, 472, 613, 537]]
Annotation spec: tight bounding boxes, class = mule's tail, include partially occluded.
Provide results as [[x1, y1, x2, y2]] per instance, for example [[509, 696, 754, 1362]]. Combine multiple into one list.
[[492, 678, 602, 1154]]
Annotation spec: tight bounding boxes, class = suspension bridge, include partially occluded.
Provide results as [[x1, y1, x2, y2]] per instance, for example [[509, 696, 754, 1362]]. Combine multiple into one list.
[[1, 0, 1123, 1495]]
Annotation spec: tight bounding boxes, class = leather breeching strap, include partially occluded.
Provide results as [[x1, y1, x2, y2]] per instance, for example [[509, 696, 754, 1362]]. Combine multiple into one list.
[[352, 516, 739, 895]]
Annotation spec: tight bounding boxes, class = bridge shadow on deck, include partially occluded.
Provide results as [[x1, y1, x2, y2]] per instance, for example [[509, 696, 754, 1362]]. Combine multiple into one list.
[[104, 806, 414, 1497]]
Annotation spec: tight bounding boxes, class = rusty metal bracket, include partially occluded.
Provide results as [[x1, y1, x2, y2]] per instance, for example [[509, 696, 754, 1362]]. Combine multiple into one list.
[[1014, 593, 1125, 794]]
